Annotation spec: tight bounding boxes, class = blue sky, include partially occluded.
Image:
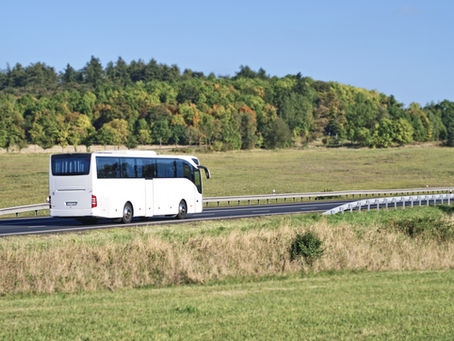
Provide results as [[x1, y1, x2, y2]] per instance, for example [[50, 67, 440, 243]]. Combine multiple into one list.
[[1, 0, 452, 106]]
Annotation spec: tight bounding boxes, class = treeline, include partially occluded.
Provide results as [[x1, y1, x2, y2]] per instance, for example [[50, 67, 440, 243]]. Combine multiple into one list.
[[1, 56, 454, 150]]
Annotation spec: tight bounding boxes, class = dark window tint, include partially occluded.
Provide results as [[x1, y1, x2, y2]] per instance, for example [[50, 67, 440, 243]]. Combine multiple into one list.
[[176, 160, 184, 178], [194, 169, 202, 193], [97, 157, 120, 178], [121, 158, 137, 178], [183, 162, 193, 181], [157, 159, 176, 178], [52, 154, 91, 176], [137, 158, 156, 178]]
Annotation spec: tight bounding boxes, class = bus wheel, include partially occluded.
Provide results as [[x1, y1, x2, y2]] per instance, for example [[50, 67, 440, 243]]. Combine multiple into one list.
[[176, 200, 187, 219], [122, 202, 133, 224]]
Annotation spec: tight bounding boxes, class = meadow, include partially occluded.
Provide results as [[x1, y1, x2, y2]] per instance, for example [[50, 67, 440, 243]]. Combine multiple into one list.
[[1, 270, 453, 340], [1, 146, 454, 339], [1, 145, 454, 208]]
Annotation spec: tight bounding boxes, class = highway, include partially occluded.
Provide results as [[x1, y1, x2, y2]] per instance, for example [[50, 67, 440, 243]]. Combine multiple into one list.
[[0, 199, 353, 237]]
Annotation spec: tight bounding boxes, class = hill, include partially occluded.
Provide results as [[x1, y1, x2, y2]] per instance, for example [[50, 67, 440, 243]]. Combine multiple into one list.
[[1, 58, 454, 150]]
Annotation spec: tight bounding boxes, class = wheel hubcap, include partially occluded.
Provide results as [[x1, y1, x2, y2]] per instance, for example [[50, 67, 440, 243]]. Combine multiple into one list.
[[124, 205, 132, 220]]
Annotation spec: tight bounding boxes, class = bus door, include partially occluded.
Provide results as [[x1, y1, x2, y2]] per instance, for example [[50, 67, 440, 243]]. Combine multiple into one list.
[[145, 179, 154, 217]]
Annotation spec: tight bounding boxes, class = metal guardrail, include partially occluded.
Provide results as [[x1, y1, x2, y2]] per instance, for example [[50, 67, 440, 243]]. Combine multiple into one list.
[[204, 187, 453, 207], [1, 187, 452, 217], [0, 203, 49, 217], [323, 194, 454, 215]]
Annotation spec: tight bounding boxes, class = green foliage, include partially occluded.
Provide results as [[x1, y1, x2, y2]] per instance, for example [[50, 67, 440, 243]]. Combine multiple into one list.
[[1, 57, 454, 150], [290, 231, 324, 264], [389, 216, 454, 241]]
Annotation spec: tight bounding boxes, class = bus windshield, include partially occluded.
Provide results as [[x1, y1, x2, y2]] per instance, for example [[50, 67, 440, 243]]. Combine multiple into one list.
[[51, 154, 91, 176]]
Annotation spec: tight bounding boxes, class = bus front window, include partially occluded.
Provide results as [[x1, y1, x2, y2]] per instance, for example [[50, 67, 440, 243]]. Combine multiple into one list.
[[194, 169, 202, 194]]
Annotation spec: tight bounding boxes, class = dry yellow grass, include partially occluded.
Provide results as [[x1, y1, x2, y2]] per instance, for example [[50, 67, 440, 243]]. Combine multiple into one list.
[[1, 213, 454, 295]]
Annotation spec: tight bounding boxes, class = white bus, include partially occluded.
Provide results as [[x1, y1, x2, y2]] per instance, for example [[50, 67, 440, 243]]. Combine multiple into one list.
[[49, 150, 210, 223]]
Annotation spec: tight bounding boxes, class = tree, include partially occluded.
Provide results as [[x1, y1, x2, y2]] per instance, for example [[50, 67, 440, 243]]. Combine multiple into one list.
[[83, 56, 104, 87], [8, 63, 27, 87], [61, 64, 78, 84], [97, 119, 129, 145], [263, 117, 292, 148], [0, 97, 26, 149], [234, 65, 257, 79]]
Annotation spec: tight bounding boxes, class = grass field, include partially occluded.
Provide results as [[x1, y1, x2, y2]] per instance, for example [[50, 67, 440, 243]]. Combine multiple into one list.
[[1, 145, 454, 209], [1, 270, 453, 340], [2, 146, 454, 339]]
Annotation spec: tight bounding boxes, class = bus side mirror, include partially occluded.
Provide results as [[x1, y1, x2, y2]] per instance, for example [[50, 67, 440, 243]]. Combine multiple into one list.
[[198, 166, 211, 179]]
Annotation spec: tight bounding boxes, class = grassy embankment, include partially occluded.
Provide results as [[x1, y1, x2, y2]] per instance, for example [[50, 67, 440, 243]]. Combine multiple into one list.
[[1, 207, 454, 338], [2, 206, 454, 295], [1, 145, 454, 209]]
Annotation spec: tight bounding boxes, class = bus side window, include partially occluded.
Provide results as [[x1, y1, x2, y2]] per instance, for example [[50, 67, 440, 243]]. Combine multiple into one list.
[[157, 159, 176, 178], [121, 158, 137, 178], [176, 160, 184, 178], [97, 157, 120, 178], [183, 162, 192, 180], [139, 158, 156, 178]]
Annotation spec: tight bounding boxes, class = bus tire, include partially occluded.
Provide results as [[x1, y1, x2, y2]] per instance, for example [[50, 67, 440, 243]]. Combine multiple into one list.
[[176, 200, 187, 219], [121, 202, 133, 224]]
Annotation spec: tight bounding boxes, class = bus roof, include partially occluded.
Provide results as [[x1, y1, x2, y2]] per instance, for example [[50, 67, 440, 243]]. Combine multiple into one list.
[[51, 150, 200, 167], [94, 150, 158, 156]]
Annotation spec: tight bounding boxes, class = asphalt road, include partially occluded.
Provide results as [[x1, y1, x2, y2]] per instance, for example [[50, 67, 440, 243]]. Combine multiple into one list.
[[0, 199, 354, 237]]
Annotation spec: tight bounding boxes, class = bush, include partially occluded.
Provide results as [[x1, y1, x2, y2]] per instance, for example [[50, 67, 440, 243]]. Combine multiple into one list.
[[290, 231, 324, 265], [390, 216, 454, 241]]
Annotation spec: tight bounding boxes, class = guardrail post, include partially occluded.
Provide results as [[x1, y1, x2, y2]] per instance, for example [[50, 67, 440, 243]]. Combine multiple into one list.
[[418, 196, 422, 206], [426, 196, 429, 206], [16, 212, 18, 217], [358, 203, 362, 212], [35, 210, 38, 216], [449, 195, 451, 206], [367, 200, 370, 212], [433, 197, 437, 206], [349, 204, 352, 213], [385, 199, 388, 210], [393, 198, 397, 210], [376, 199, 379, 211], [402, 197, 406, 209], [410, 197, 414, 208], [341, 207, 344, 214], [441, 196, 444, 205]]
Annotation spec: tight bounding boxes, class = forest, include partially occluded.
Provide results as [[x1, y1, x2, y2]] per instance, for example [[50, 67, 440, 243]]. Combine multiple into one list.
[[1, 56, 454, 150]]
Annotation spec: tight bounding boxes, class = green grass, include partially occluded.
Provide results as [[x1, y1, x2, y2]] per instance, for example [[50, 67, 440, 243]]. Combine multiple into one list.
[[1, 270, 453, 340], [1, 145, 454, 209], [2, 147, 454, 339]]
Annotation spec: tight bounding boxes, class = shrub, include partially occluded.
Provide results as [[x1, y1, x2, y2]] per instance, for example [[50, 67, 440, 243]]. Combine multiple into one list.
[[290, 231, 324, 265], [390, 216, 454, 242]]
